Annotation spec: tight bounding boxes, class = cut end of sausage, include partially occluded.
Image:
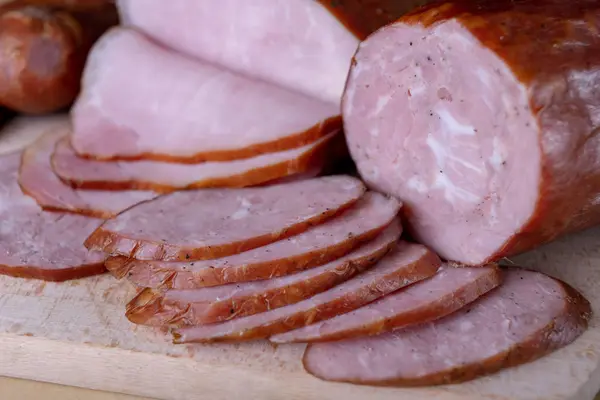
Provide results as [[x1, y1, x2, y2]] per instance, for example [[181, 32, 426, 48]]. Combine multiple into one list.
[[343, 18, 541, 265], [303, 268, 591, 386]]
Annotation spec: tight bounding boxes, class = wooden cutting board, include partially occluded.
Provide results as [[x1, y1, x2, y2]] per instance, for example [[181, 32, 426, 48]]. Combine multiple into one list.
[[1, 116, 600, 400]]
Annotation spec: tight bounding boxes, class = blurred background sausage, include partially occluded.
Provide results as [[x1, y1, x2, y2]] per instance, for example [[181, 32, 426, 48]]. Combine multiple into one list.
[[20, 0, 114, 10], [0, 0, 117, 114]]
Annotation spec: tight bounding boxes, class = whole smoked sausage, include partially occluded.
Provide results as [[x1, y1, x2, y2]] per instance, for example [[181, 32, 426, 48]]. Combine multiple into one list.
[[0, 2, 117, 113]]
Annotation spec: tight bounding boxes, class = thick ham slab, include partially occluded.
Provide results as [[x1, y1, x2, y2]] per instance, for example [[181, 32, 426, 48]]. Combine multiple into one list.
[[0, 151, 105, 281], [117, 0, 428, 105], [343, 0, 600, 265], [172, 242, 441, 343], [303, 268, 591, 386], [106, 192, 401, 288], [125, 222, 401, 326], [19, 126, 156, 218], [85, 176, 366, 261], [271, 264, 502, 343], [52, 131, 339, 192], [70, 27, 340, 162]]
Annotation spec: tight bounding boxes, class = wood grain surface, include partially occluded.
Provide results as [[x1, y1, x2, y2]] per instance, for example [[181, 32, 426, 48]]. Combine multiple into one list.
[[0, 116, 599, 400], [0, 377, 146, 400]]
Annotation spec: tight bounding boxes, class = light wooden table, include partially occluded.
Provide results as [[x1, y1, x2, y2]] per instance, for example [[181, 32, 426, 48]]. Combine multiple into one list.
[[0, 377, 147, 400], [2, 377, 600, 400]]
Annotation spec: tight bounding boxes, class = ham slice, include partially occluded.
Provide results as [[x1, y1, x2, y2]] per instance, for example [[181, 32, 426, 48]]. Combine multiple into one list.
[[125, 222, 401, 326], [172, 242, 441, 343], [85, 175, 366, 261], [0, 151, 105, 281], [19, 125, 156, 218], [342, 0, 600, 266], [52, 131, 339, 192], [303, 268, 591, 386], [271, 264, 502, 343], [71, 27, 341, 162], [106, 192, 401, 288], [117, 0, 427, 105]]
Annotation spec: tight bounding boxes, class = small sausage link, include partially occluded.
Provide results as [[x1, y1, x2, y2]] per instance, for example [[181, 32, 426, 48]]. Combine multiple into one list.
[[0, 1, 117, 113]]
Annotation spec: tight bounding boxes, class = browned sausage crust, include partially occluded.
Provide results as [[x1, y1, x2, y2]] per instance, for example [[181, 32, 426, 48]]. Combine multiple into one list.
[[405, 0, 600, 261], [343, 0, 600, 265], [19, 0, 114, 10], [318, 0, 431, 39], [0, 2, 117, 113]]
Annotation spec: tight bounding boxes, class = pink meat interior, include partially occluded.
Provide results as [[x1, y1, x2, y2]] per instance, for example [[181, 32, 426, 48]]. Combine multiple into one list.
[[118, 0, 360, 105], [71, 28, 339, 159], [343, 20, 541, 265], [304, 269, 579, 383]]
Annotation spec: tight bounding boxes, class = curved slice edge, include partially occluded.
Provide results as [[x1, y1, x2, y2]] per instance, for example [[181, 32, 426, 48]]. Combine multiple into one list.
[[106, 194, 401, 289], [72, 115, 342, 164], [0, 261, 106, 282], [124, 222, 401, 326], [270, 264, 503, 343], [170, 242, 442, 343], [19, 130, 156, 218], [54, 130, 342, 192], [302, 268, 592, 386], [84, 177, 367, 261]]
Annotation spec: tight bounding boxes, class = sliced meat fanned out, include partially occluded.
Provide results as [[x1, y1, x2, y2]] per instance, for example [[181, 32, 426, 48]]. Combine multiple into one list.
[[172, 242, 441, 343], [271, 264, 502, 343], [52, 132, 339, 192], [71, 27, 341, 162], [19, 124, 156, 218], [343, 0, 600, 266], [117, 0, 427, 105], [0, 152, 105, 281], [85, 175, 366, 261], [303, 268, 592, 386], [106, 192, 401, 288], [126, 222, 401, 326]]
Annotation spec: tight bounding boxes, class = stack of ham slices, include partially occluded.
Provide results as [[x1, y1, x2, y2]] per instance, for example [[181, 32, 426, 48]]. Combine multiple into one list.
[[55, 0, 432, 192], [0, 0, 597, 391], [0, 115, 161, 280], [75, 175, 587, 387]]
